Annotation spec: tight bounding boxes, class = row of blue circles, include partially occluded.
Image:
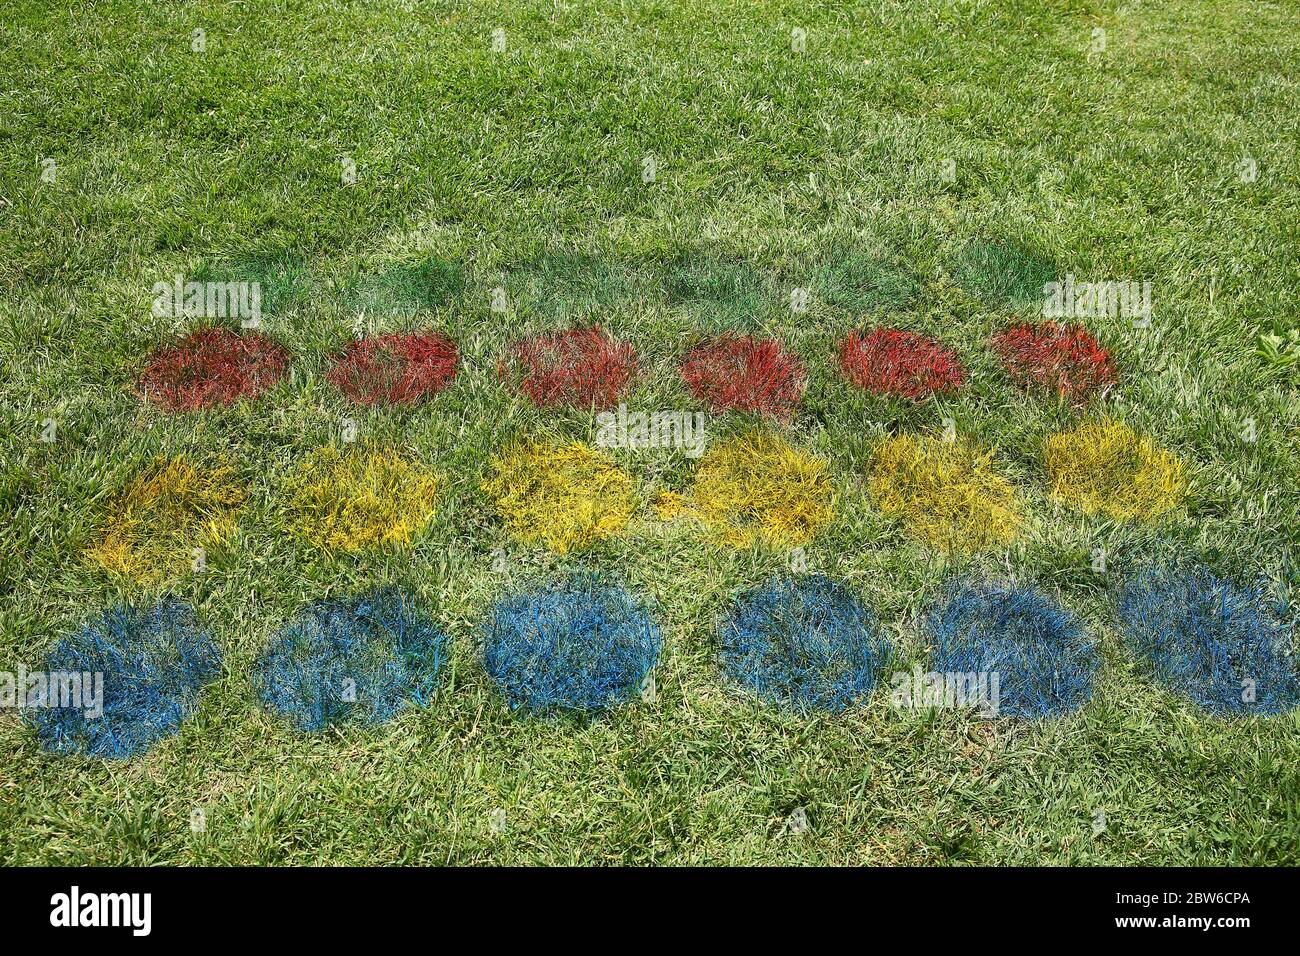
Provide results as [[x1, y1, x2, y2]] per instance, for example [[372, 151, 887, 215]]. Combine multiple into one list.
[[26, 566, 1299, 759]]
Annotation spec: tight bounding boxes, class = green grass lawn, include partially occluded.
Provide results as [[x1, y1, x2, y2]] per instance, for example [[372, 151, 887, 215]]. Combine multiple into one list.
[[2, 0, 1298, 865]]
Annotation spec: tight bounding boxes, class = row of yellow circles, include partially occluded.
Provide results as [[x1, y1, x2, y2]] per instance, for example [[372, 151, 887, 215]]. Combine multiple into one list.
[[88, 419, 1187, 583]]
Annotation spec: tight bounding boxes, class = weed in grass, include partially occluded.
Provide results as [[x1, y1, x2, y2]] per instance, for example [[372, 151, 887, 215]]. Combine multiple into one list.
[[1257, 328, 1300, 383], [284, 445, 440, 553], [1044, 420, 1186, 521], [869, 435, 1022, 552], [86, 456, 243, 584], [483, 439, 635, 554]]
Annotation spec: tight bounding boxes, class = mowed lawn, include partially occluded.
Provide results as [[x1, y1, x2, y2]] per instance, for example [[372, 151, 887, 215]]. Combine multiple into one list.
[[1, 0, 1298, 864]]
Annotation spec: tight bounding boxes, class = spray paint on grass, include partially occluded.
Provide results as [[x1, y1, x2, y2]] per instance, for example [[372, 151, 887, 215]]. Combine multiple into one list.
[[838, 329, 966, 400], [483, 439, 635, 554], [256, 589, 447, 731], [285, 446, 440, 553], [483, 574, 660, 713], [86, 456, 243, 584], [992, 320, 1117, 404], [27, 598, 220, 759], [1044, 419, 1185, 521], [869, 434, 1022, 552], [497, 327, 637, 410], [137, 327, 289, 412], [327, 331, 459, 406], [679, 334, 805, 418], [656, 431, 832, 550], [719, 574, 891, 711], [1118, 565, 1299, 715], [919, 578, 1097, 718]]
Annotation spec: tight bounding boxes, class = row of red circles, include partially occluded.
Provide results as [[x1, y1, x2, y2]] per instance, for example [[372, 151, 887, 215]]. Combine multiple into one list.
[[136, 322, 1117, 414]]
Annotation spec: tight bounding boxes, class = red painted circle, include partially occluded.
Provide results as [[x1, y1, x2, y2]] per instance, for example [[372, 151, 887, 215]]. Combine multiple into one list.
[[138, 327, 289, 412], [992, 321, 1116, 402], [838, 329, 967, 400], [498, 327, 637, 410], [327, 332, 459, 407], [680, 334, 805, 417]]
